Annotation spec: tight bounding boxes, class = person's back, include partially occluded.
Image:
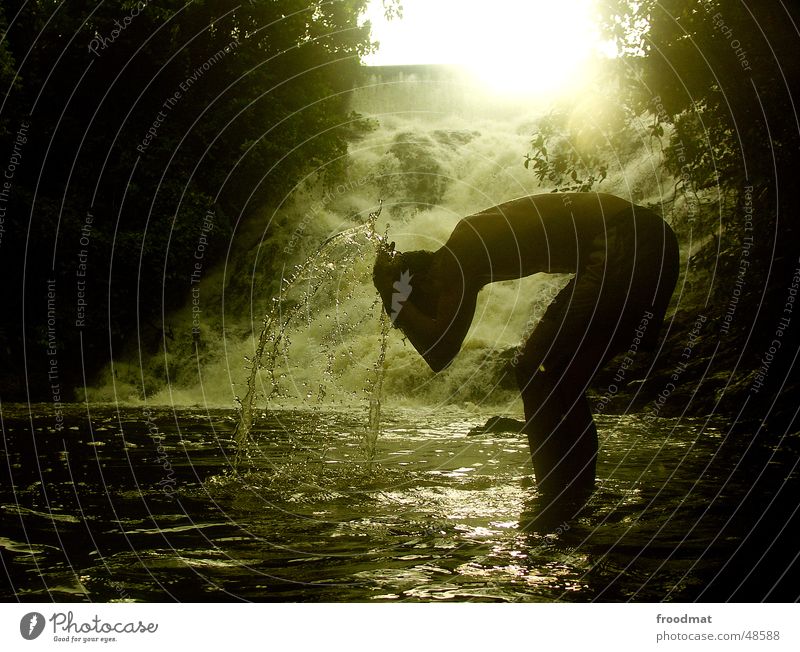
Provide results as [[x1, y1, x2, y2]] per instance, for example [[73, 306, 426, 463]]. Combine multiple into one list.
[[441, 193, 639, 283]]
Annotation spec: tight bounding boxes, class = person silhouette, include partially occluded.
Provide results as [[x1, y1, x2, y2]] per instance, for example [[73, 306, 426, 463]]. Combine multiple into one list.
[[373, 193, 679, 501]]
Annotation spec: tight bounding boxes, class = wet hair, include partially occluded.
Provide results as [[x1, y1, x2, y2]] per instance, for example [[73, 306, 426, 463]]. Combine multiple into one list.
[[395, 249, 438, 318]]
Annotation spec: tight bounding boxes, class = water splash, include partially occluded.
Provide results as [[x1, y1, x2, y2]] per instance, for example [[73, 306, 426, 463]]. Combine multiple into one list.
[[365, 308, 391, 460], [234, 202, 389, 468]]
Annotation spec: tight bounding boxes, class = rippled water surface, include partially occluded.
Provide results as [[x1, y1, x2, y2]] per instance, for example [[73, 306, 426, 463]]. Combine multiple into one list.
[[1, 404, 797, 601]]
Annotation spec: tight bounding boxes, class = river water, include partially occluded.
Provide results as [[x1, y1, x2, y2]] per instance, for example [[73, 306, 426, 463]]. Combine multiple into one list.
[[2, 403, 797, 601]]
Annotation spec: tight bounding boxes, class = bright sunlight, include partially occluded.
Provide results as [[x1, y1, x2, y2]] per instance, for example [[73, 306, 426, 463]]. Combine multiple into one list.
[[363, 0, 604, 98]]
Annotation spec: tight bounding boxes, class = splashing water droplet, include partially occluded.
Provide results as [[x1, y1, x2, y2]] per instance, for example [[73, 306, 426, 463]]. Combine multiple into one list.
[[234, 201, 389, 469]]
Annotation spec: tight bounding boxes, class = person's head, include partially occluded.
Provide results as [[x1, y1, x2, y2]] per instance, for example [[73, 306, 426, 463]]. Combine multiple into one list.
[[394, 249, 438, 318]]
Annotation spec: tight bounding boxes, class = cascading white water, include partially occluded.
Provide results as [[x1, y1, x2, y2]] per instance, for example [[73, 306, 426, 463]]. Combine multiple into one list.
[[90, 67, 667, 433]]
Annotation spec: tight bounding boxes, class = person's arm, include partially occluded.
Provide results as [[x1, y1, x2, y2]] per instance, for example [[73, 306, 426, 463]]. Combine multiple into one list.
[[392, 283, 477, 372]]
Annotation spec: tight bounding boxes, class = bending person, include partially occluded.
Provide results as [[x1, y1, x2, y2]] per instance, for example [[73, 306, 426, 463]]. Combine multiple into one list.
[[373, 193, 679, 500]]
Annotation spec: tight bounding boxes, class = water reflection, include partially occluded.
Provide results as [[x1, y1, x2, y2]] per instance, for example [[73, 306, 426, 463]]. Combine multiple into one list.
[[1, 404, 796, 601]]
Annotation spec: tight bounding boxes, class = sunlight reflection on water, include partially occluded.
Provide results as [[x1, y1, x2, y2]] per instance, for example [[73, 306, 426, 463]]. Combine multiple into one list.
[[1, 404, 794, 601]]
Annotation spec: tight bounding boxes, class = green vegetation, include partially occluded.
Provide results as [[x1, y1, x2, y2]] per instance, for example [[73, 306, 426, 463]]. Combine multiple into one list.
[[524, 98, 637, 193], [0, 0, 377, 398]]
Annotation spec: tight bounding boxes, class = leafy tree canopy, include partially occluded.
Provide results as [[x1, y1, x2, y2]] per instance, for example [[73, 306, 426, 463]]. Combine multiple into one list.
[[0, 0, 380, 397], [528, 1, 800, 204]]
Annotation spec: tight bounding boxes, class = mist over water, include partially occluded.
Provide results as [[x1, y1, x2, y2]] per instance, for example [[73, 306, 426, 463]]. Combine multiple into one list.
[[87, 67, 670, 419]]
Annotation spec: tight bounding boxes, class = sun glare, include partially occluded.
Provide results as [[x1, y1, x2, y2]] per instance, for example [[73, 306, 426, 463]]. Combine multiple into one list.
[[364, 0, 602, 98]]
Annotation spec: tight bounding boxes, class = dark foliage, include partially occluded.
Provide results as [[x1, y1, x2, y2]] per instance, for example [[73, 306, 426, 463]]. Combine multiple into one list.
[[595, 1, 800, 423], [0, 0, 374, 399]]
